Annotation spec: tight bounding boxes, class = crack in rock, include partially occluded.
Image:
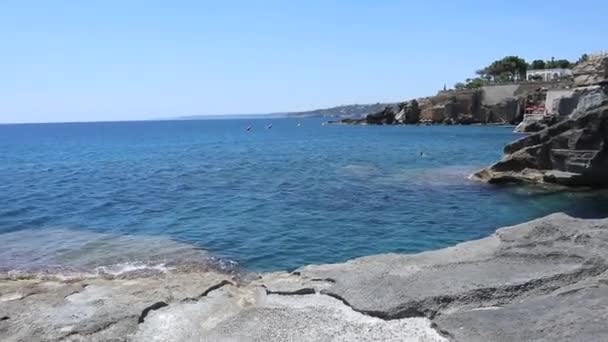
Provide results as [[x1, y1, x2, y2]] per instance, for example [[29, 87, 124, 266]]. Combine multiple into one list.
[[430, 322, 455, 340], [311, 278, 336, 283], [138, 302, 169, 324], [316, 264, 608, 322], [320, 290, 428, 320], [262, 287, 459, 340], [0, 316, 9, 321], [138, 280, 235, 324], [182, 280, 235, 303], [266, 288, 316, 296], [198, 280, 234, 298]]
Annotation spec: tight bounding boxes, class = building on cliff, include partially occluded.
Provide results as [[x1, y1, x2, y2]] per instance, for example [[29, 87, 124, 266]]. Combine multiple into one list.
[[526, 68, 573, 82]]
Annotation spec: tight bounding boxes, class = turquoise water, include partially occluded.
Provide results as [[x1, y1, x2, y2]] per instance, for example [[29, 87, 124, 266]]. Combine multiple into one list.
[[1, 119, 607, 274]]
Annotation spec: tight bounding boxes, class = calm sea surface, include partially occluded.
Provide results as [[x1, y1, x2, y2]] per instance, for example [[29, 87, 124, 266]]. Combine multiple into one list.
[[1, 118, 607, 274]]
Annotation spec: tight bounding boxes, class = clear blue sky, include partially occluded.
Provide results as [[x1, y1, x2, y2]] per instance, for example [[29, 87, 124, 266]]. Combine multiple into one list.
[[1, 0, 606, 123]]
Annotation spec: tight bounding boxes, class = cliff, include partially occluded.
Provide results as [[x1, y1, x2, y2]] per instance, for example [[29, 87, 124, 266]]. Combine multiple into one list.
[[473, 55, 608, 187], [333, 81, 574, 126]]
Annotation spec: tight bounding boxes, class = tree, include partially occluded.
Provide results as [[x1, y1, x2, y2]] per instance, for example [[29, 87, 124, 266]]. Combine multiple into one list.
[[454, 82, 466, 90], [545, 58, 572, 69], [478, 56, 528, 82], [529, 59, 546, 70], [465, 77, 485, 89]]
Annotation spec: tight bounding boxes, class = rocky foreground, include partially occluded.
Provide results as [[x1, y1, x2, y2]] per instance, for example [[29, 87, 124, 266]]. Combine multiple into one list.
[[2, 213, 608, 341]]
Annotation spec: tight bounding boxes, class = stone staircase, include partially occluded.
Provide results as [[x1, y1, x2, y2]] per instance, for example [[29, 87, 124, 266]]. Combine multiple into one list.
[[550, 149, 600, 174]]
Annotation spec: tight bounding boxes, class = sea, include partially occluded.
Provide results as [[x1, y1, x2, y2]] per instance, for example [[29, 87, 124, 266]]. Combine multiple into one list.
[[1, 118, 607, 276]]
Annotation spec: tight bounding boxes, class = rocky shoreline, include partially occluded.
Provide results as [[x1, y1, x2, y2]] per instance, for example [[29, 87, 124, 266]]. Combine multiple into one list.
[[472, 102, 608, 187], [2, 213, 608, 341]]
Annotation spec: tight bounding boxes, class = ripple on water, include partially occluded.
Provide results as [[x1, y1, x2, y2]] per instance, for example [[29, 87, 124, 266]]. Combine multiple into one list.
[[338, 164, 383, 179], [1, 120, 607, 272], [0, 228, 237, 279]]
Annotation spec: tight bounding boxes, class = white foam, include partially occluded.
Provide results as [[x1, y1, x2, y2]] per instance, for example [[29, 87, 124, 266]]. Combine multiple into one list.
[[95, 262, 172, 276]]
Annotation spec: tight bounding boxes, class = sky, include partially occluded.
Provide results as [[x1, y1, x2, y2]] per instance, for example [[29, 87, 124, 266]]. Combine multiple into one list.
[[1, 0, 607, 123]]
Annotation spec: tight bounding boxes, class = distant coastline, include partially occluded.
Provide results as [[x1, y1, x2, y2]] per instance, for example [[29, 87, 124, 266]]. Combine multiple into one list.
[[172, 103, 389, 121]]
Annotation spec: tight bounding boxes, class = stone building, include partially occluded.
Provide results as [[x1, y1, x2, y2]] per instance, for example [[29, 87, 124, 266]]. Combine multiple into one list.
[[526, 68, 573, 82]]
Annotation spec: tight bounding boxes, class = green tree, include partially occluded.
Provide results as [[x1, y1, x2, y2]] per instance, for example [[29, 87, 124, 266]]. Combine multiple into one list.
[[465, 77, 485, 89], [577, 54, 589, 64], [454, 82, 466, 90], [554, 59, 572, 69], [545, 57, 572, 69], [529, 59, 546, 70], [479, 56, 528, 81]]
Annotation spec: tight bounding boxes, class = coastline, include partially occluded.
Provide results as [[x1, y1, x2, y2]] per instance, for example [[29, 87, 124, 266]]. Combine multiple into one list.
[[3, 213, 608, 341]]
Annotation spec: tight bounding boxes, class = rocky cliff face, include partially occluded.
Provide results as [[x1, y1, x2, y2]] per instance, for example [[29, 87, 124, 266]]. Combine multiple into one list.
[[419, 90, 483, 123], [473, 56, 608, 187], [574, 53, 608, 87], [335, 84, 558, 126], [473, 92, 608, 187], [338, 102, 420, 125]]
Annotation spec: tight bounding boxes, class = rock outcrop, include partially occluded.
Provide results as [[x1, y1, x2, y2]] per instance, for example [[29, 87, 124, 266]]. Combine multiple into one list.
[[395, 99, 420, 124], [337, 101, 421, 125], [475, 56, 608, 186], [3, 214, 608, 341], [418, 90, 483, 124], [573, 53, 608, 87], [336, 83, 567, 126], [513, 114, 558, 133], [474, 102, 608, 186]]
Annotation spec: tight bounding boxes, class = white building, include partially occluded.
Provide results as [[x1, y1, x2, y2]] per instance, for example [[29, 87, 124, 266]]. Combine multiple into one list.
[[526, 68, 573, 82]]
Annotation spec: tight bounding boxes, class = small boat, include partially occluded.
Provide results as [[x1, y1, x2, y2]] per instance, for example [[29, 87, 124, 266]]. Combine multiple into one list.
[[266, 124, 272, 129], [246, 125, 252, 131]]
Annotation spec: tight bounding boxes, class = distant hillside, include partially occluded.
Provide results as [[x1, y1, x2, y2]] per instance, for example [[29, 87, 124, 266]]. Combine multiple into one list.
[[284, 103, 389, 118], [170, 103, 390, 121]]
